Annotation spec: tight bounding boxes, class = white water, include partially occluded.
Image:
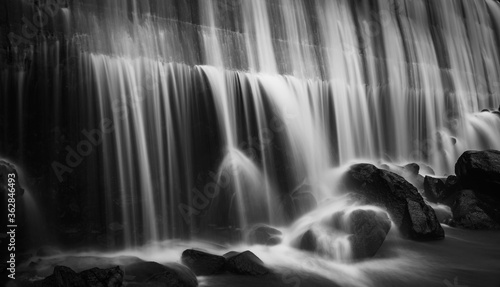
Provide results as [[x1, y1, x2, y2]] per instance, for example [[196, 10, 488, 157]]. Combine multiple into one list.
[[4, 0, 500, 249]]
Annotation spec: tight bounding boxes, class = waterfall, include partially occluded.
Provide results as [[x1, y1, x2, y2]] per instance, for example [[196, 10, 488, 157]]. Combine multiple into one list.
[[2, 0, 500, 247]]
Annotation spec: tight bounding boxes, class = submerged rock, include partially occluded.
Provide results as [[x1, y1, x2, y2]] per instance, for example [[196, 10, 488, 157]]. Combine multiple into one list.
[[181, 249, 226, 275], [224, 251, 269, 276], [299, 209, 391, 260], [283, 182, 318, 222], [342, 164, 444, 240], [247, 224, 282, 246]]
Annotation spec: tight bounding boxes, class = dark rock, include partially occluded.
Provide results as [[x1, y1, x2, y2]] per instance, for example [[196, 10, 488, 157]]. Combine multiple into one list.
[[34, 265, 123, 287], [347, 210, 391, 259], [342, 164, 444, 240], [455, 150, 500, 201], [404, 163, 420, 175], [450, 190, 500, 230], [481, 109, 491, 112], [225, 251, 269, 276], [181, 249, 226, 276], [124, 261, 169, 282], [299, 229, 318, 252], [79, 266, 124, 287], [146, 263, 198, 287], [423, 176, 446, 203], [247, 224, 282, 246]]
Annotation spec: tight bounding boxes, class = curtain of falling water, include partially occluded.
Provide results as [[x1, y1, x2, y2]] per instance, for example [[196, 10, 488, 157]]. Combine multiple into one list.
[[2, 0, 500, 247]]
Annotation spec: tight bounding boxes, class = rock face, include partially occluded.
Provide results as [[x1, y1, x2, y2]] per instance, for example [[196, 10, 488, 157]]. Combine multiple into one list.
[[342, 164, 444, 240], [347, 210, 391, 259], [450, 190, 500, 229], [181, 249, 226, 275], [455, 150, 500, 201], [224, 251, 269, 276], [146, 263, 198, 287], [423, 176, 446, 203], [34, 266, 123, 287], [247, 224, 282, 246]]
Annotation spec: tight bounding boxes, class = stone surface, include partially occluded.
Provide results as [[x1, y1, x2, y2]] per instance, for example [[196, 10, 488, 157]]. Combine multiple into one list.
[[455, 150, 500, 201], [181, 249, 226, 275], [423, 176, 446, 203], [225, 251, 269, 276], [347, 209, 391, 259], [342, 164, 444, 240], [450, 190, 500, 230], [247, 224, 282, 246], [34, 265, 123, 287]]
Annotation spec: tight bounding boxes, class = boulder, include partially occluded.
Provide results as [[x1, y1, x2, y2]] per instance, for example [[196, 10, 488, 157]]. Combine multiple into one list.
[[79, 266, 124, 287], [34, 266, 123, 287], [403, 163, 420, 176], [299, 229, 318, 252], [146, 263, 198, 287], [181, 249, 226, 276], [342, 164, 444, 240], [247, 224, 282, 246], [347, 210, 391, 259], [123, 261, 167, 282], [450, 190, 500, 230], [455, 150, 500, 201], [423, 176, 446, 203], [224, 251, 269, 276]]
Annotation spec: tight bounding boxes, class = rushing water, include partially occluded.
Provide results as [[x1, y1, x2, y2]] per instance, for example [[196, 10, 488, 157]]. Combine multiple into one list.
[[2, 0, 500, 251]]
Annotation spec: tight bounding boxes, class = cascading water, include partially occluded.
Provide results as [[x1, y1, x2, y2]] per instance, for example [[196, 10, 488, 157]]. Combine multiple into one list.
[[2, 0, 500, 257]]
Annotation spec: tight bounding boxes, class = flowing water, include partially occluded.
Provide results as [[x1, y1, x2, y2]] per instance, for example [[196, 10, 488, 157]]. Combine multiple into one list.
[[2, 0, 500, 280]]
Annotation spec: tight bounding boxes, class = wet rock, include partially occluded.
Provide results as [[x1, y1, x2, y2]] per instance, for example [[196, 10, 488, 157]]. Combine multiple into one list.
[[34, 265, 123, 287], [423, 176, 446, 203], [79, 266, 124, 287], [450, 190, 500, 230], [342, 164, 444, 240], [404, 163, 420, 176], [181, 249, 226, 275], [455, 150, 500, 201], [225, 251, 269, 276], [283, 183, 318, 222], [247, 224, 282, 246], [299, 229, 318, 252], [146, 263, 198, 287], [347, 210, 391, 259], [123, 261, 168, 282]]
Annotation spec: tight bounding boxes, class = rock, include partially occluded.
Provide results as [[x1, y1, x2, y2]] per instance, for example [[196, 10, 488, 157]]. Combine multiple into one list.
[[247, 224, 282, 246], [403, 163, 420, 176], [423, 176, 446, 203], [146, 263, 198, 287], [225, 251, 269, 276], [342, 164, 444, 240], [79, 266, 124, 287], [299, 229, 318, 252], [283, 183, 318, 222], [181, 249, 226, 276], [450, 190, 500, 230], [481, 109, 491, 112], [34, 266, 123, 287], [347, 210, 391, 259], [123, 261, 169, 282], [455, 150, 500, 201]]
